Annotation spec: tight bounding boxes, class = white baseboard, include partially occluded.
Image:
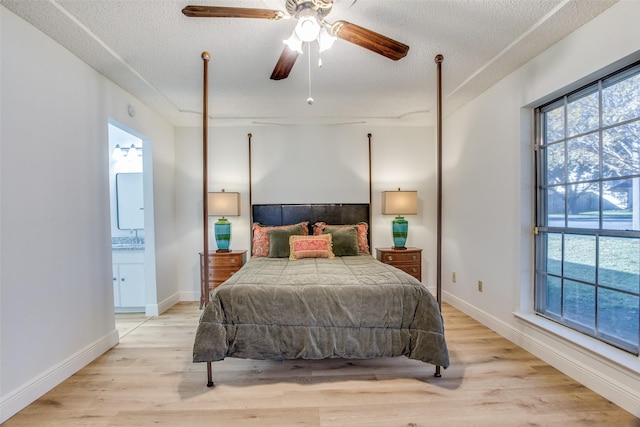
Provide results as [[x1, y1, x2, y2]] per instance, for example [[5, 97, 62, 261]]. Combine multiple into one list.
[[443, 291, 640, 418], [179, 290, 200, 302], [0, 330, 119, 423], [146, 291, 181, 316]]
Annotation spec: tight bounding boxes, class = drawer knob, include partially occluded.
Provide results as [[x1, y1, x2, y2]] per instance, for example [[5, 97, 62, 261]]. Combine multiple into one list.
[[412, 255, 417, 261], [412, 268, 418, 273], [230, 259, 236, 264], [386, 255, 393, 261]]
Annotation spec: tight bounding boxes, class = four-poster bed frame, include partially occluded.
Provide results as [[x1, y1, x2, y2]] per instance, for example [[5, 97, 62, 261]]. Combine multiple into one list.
[[196, 51, 446, 385]]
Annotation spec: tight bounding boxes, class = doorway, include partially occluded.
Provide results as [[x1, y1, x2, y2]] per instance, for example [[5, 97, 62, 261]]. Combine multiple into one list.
[[108, 122, 146, 313]]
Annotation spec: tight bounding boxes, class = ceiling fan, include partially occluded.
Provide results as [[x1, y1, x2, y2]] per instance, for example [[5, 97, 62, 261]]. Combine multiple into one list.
[[182, 0, 409, 80]]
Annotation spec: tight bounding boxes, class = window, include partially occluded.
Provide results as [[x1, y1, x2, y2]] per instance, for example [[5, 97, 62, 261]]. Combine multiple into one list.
[[535, 62, 640, 354]]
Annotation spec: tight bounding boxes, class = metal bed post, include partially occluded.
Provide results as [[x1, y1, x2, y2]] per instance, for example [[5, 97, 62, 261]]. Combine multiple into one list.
[[434, 54, 444, 378], [201, 51, 210, 310], [201, 51, 215, 387], [367, 133, 373, 248], [248, 133, 253, 226]]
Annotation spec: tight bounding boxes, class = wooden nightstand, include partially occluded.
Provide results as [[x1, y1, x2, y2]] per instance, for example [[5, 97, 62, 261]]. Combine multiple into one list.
[[200, 250, 247, 294], [376, 247, 422, 281]]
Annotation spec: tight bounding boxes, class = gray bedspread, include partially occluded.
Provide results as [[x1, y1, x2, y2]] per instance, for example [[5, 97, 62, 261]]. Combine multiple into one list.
[[193, 255, 449, 368]]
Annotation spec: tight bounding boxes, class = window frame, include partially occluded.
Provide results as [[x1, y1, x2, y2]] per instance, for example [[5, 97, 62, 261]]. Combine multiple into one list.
[[534, 61, 640, 355]]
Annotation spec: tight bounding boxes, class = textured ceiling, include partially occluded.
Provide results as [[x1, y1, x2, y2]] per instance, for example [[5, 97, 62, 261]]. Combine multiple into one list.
[[1, 0, 617, 127]]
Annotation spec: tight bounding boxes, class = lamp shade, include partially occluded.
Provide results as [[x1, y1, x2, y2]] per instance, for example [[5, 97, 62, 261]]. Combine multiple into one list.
[[381, 190, 418, 215], [207, 191, 240, 217], [208, 191, 240, 252], [382, 190, 417, 250]]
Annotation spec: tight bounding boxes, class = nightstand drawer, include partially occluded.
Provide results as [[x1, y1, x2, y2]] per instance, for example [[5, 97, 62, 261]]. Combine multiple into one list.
[[376, 247, 422, 282], [393, 264, 421, 278], [212, 267, 238, 283], [211, 253, 244, 267], [200, 250, 247, 291], [380, 251, 420, 264]]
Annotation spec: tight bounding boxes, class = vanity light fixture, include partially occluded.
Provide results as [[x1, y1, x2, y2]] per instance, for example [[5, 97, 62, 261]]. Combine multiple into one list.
[[113, 143, 143, 157]]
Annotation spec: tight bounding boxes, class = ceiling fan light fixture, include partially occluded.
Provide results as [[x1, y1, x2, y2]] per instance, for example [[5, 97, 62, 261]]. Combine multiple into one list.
[[295, 14, 321, 42], [318, 26, 336, 52], [283, 32, 303, 53]]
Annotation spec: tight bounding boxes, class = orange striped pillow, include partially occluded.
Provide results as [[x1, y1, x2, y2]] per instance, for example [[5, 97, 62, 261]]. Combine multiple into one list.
[[289, 234, 334, 260]]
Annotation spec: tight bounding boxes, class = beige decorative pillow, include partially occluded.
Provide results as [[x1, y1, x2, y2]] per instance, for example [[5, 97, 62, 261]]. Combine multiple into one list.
[[289, 234, 334, 260]]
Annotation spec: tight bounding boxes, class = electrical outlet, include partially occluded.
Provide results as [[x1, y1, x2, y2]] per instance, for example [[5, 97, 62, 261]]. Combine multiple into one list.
[[452, 272, 456, 283], [478, 280, 483, 292]]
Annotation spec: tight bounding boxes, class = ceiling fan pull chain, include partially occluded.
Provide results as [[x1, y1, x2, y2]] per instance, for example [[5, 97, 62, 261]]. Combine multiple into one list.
[[307, 42, 314, 105]]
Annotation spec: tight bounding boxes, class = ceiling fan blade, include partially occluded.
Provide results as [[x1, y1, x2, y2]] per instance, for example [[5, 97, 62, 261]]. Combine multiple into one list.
[[270, 47, 300, 80], [333, 21, 409, 61], [182, 5, 284, 20]]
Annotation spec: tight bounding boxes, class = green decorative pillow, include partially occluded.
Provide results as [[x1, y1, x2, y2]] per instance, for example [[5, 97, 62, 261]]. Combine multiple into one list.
[[268, 225, 303, 258], [252, 221, 309, 257], [323, 227, 359, 256], [313, 222, 369, 253]]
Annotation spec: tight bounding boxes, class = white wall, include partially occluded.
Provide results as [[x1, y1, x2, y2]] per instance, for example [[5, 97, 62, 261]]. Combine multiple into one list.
[[175, 125, 436, 301], [441, 0, 640, 416], [0, 7, 177, 421]]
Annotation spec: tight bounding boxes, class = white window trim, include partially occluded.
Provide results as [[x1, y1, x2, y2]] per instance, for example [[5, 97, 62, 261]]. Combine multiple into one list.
[[513, 311, 640, 375]]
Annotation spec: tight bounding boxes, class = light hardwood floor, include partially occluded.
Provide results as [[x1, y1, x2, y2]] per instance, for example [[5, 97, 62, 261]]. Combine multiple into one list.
[[3, 302, 638, 426]]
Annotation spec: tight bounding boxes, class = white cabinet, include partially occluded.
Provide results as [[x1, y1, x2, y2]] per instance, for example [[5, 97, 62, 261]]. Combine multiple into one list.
[[112, 250, 145, 312]]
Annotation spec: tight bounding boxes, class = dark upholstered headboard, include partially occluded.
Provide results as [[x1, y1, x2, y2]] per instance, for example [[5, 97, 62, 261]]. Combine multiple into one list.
[[252, 204, 370, 228], [252, 203, 371, 248]]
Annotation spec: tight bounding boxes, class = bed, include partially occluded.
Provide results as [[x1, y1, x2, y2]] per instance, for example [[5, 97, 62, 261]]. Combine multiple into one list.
[[193, 204, 449, 386], [193, 54, 448, 386]]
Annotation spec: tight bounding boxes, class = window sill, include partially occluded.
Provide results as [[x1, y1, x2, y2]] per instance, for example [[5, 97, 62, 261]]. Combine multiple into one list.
[[513, 311, 640, 375]]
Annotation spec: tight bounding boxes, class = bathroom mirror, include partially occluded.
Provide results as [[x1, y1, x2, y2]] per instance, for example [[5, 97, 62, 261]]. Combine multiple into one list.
[[116, 172, 144, 230]]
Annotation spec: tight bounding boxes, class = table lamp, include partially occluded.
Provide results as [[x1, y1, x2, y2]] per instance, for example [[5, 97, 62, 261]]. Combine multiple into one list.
[[208, 190, 240, 252], [382, 189, 418, 250]]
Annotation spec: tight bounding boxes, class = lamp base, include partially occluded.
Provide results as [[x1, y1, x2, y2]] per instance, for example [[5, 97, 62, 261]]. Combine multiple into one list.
[[391, 216, 409, 249], [392, 246, 408, 250], [214, 218, 231, 252], [215, 249, 231, 253]]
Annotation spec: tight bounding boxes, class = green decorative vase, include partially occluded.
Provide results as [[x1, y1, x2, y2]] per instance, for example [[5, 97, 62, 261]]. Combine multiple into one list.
[[392, 216, 408, 249], [214, 218, 231, 252]]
